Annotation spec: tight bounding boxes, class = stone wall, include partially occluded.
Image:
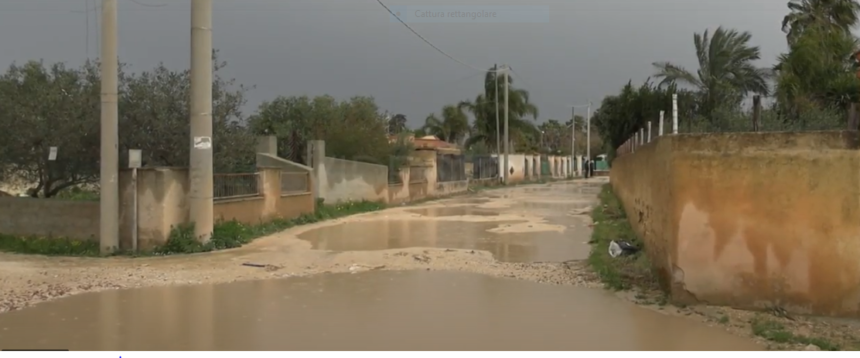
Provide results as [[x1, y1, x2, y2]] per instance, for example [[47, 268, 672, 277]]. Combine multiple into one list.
[[610, 131, 860, 318], [0, 197, 100, 240]]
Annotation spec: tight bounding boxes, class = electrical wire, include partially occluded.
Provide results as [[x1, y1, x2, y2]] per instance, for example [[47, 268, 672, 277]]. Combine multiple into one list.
[[374, 0, 499, 73], [128, 0, 168, 7]]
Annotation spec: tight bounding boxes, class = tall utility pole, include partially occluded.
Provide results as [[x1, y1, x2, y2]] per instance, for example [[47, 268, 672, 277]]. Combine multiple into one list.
[[494, 64, 500, 158], [189, 0, 214, 244], [99, 0, 118, 255], [586, 102, 591, 161], [570, 107, 576, 176], [503, 65, 509, 183]]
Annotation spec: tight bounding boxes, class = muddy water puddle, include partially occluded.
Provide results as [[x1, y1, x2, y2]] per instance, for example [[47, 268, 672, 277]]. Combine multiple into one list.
[[298, 220, 590, 262], [0, 271, 762, 350], [407, 207, 498, 217]]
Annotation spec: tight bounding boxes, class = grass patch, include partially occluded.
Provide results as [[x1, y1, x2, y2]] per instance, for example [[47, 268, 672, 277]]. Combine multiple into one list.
[[0, 234, 100, 256], [587, 184, 659, 291], [751, 316, 840, 350], [54, 187, 99, 201], [0, 199, 385, 257], [150, 199, 385, 255]]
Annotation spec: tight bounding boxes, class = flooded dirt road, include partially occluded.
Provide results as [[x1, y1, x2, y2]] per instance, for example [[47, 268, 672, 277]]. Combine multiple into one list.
[[0, 178, 765, 350], [0, 271, 761, 350]]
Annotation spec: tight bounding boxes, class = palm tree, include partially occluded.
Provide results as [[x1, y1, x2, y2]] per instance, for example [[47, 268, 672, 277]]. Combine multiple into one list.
[[422, 104, 469, 144], [782, 0, 860, 45], [652, 27, 770, 119], [459, 67, 539, 151], [387, 113, 407, 134]]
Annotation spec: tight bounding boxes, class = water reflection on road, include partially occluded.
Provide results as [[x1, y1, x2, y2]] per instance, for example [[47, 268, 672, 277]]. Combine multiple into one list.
[[0, 271, 761, 351]]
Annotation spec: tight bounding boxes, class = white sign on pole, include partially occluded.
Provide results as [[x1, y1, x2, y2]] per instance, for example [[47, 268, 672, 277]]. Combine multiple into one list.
[[129, 149, 142, 169], [48, 147, 58, 161], [193, 136, 212, 149]]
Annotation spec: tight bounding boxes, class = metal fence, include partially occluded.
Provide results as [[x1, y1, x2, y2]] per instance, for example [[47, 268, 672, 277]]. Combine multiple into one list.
[[214, 173, 260, 200], [436, 153, 466, 182], [281, 171, 310, 194], [615, 98, 855, 159], [468, 155, 498, 180]]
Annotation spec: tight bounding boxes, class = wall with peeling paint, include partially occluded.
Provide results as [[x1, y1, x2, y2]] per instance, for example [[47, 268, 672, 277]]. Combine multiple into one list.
[[319, 157, 389, 204], [611, 131, 860, 318]]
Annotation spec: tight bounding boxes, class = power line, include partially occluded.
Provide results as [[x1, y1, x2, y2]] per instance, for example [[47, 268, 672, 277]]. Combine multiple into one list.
[[374, 0, 499, 73], [128, 0, 168, 7]]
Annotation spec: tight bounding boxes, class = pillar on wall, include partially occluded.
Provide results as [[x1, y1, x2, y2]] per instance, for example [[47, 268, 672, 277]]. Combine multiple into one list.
[[307, 140, 325, 201], [257, 135, 277, 155]]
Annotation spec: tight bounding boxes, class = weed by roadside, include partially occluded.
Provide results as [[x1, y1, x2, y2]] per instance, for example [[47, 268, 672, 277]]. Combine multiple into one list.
[[586, 184, 659, 291], [54, 187, 99, 201], [0, 234, 100, 257], [751, 316, 842, 351], [150, 199, 385, 255], [0, 199, 385, 257]]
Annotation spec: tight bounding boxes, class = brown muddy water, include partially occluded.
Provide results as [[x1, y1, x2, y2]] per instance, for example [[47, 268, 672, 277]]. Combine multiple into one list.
[[297, 219, 591, 263], [0, 271, 762, 351], [407, 207, 499, 217]]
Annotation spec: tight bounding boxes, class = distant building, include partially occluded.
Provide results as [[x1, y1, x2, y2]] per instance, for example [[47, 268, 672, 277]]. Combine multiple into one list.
[[388, 134, 461, 155]]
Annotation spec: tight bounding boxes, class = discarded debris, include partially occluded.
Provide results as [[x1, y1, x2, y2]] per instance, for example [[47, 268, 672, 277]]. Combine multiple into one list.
[[608, 240, 640, 258], [348, 264, 386, 273], [412, 254, 431, 263], [242, 262, 283, 272]]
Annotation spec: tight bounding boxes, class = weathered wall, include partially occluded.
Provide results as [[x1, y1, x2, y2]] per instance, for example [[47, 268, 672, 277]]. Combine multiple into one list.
[[318, 157, 388, 204], [495, 154, 527, 182], [119, 167, 190, 249], [0, 197, 100, 240], [388, 168, 411, 204], [436, 180, 469, 196], [611, 131, 860, 318]]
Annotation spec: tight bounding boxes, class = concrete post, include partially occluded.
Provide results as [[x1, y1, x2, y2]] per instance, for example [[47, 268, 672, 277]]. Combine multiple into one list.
[[503, 66, 509, 183], [570, 106, 575, 178], [647, 121, 652, 142], [586, 104, 591, 162], [99, 0, 119, 255], [189, 0, 214, 244], [659, 110, 664, 136], [308, 140, 325, 201], [257, 135, 277, 155], [672, 94, 679, 134]]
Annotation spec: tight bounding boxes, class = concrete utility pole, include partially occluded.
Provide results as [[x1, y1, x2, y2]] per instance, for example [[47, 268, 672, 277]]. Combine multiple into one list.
[[570, 107, 575, 176], [189, 0, 214, 243], [672, 94, 679, 134], [659, 110, 665, 136], [99, 0, 118, 255], [503, 65, 509, 183], [494, 64, 501, 158], [586, 102, 591, 161]]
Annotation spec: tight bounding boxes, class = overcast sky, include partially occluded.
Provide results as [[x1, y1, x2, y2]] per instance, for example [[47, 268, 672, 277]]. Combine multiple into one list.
[[0, 0, 790, 128]]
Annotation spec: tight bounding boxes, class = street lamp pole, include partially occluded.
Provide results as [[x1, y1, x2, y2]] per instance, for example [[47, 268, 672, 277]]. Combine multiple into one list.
[[586, 102, 592, 162], [570, 107, 575, 176], [503, 64, 509, 184]]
